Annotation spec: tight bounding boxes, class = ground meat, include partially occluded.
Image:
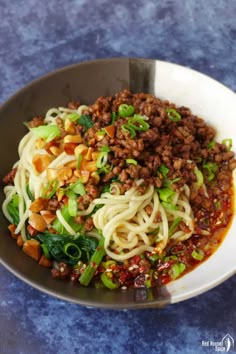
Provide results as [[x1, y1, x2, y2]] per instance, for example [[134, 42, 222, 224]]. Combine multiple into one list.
[[3, 167, 17, 185], [28, 116, 44, 128]]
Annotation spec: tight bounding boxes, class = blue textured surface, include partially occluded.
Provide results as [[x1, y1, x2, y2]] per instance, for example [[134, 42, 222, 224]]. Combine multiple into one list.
[[0, 0, 236, 353]]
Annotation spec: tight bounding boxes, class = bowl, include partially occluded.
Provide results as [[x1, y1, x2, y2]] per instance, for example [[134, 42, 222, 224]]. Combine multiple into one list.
[[0, 58, 235, 308]]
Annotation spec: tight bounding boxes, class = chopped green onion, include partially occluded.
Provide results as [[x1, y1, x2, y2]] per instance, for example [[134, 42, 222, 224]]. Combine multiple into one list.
[[222, 138, 232, 151], [203, 161, 218, 181], [103, 260, 117, 269], [118, 104, 135, 117], [168, 217, 182, 236], [166, 108, 182, 122], [100, 273, 119, 289], [67, 192, 77, 217], [64, 242, 82, 260], [207, 140, 215, 150], [156, 187, 175, 203], [66, 113, 80, 122], [163, 177, 181, 188], [126, 158, 138, 165], [79, 237, 106, 286], [69, 180, 86, 195], [144, 278, 152, 288], [78, 114, 94, 130], [121, 123, 136, 138], [41, 243, 51, 259], [169, 263, 186, 279], [148, 254, 160, 264], [158, 164, 169, 178], [99, 146, 110, 153], [194, 167, 204, 187], [191, 249, 204, 261], [31, 125, 60, 142], [42, 180, 59, 199], [111, 112, 118, 124], [97, 129, 106, 136], [128, 115, 150, 132], [162, 202, 178, 210], [97, 164, 112, 175], [76, 154, 83, 169], [96, 152, 108, 168]]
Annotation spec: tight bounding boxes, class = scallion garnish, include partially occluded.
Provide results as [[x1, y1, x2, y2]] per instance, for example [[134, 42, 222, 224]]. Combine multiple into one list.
[[166, 108, 182, 122], [203, 161, 218, 181], [194, 167, 204, 187], [118, 104, 135, 117], [96, 152, 109, 168], [99, 146, 110, 153], [222, 138, 232, 151], [161, 202, 178, 210], [207, 140, 215, 150], [158, 164, 169, 178], [168, 217, 182, 236], [156, 187, 175, 203], [76, 153, 83, 169], [66, 113, 80, 122], [126, 158, 138, 165], [128, 115, 150, 132], [169, 263, 186, 279], [191, 249, 204, 261], [42, 180, 59, 199], [64, 242, 82, 260], [31, 125, 60, 142], [100, 273, 119, 289], [111, 112, 118, 124], [121, 123, 136, 138]]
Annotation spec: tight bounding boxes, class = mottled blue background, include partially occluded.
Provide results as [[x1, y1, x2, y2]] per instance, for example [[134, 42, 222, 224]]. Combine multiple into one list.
[[0, 0, 236, 353]]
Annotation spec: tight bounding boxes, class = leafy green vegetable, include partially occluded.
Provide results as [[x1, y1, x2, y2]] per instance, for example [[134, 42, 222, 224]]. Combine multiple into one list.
[[78, 114, 94, 130], [42, 180, 59, 199], [7, 194, 19, 224], [30, 125, 60, 142], [36, 232, 98, 265], [52, 205, 82, 235]]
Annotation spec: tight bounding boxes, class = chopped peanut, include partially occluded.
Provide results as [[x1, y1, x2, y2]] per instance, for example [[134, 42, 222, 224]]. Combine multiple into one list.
[[28, 213, 47, 232], [40, 210, 57, 224], [35, 138, 46, 149], [50, 146, 62, 156], [29, 197, 48, 212], [46, 167, 72, 183], [64, 142, 78, 155], [64, 118, 75, 134], [65, 160, 77, 169], [91, 172, 100, 184], [84, 147, 94, 161], [32, 154, 51, 174], [23, 239, 41, 261], [91, 151, 100, 161], [8, 224, 18, 239], [104, 125, 115, 138], [39, 255, 53, 268], [80, 160, 97, 172], [74, 144, 88, 157], [64, 134, 82, 144], [17, 235, 24, 247]]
